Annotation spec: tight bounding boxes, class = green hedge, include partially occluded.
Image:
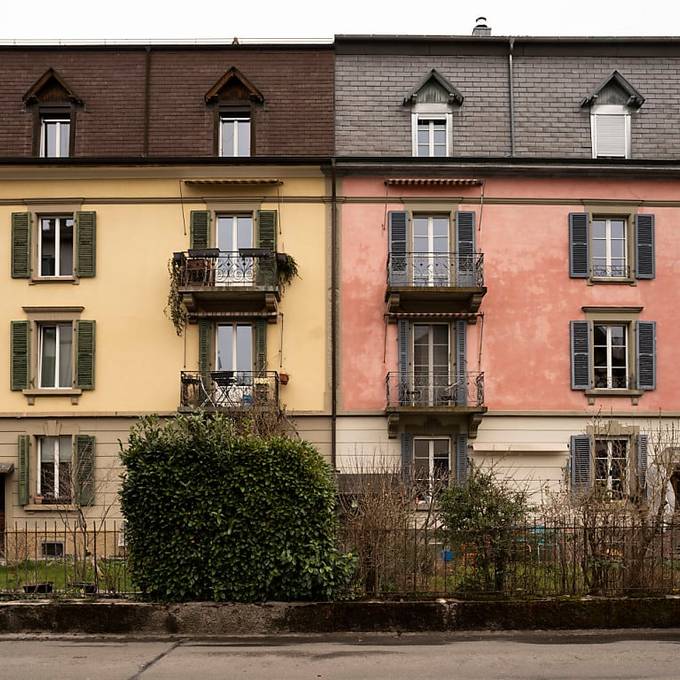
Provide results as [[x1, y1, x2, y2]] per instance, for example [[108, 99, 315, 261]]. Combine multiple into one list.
[[120, 415, 353, 602]]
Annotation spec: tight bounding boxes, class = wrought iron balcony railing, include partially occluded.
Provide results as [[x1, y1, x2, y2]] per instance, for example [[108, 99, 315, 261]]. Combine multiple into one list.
[[173, 249, 277, 289], [180, 371, 279, 410], [590, 263, 631, 279], [386, 371, 485, 408], [387, 252, 484, 288]]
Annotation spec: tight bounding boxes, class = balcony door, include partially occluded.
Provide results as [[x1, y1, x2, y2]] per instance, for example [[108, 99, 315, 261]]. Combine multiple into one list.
[[214, 323, 253, 406], [412, 323, 451, 405], [216, 215, 254, 285], [412, 215, 450, 286]]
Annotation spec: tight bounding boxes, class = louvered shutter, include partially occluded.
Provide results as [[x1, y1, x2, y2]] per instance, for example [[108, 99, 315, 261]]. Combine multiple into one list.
[[388, 211, 408, 285], [397, 320, 410, 404], [190, 211, 211, 249], [569, 213, 589, 278], [75, 211, 96, 277], [636, 321, 656, 390], [570, 321, 591, 390], [11, 213, 32, 279], [254, 320, 267, 374], [17, 435, 30, 506], [74, 435, 95, 507], [455, 433, 468, 484], [635, 214, 655, 280], [570, 435, 592, 492], [257, 211, 277, 251], [455, 211, 476, 287], [455, 320, 467, 405], [401, 433, 413, 480], [10, 321, 30, 391], [594, 114, 627, 158], [636, 434, 648, 496], [198, 319, 212, 376], [75, 321, 96, 390]]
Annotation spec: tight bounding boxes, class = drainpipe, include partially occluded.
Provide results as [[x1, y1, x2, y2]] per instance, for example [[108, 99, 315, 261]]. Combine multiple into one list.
[[330, 158, 338, 470], [508, 37, 515, 157]]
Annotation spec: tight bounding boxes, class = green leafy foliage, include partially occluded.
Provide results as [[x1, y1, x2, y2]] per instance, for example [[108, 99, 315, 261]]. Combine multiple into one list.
[[119, 414, 353, 602]]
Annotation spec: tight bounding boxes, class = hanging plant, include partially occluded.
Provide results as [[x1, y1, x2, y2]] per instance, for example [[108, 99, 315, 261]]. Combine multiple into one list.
[[276, 253, 300, 292], [165, 257, 188, 336]]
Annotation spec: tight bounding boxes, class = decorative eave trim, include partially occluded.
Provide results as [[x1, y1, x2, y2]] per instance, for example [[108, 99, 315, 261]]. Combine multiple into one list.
[[385, 178, 482, 186], [204, 66, 265, 104], [580, 70, 645, 109], [23, 67, 83, 106], [403, 68, 464, 107], [184, 178, 282, 185]]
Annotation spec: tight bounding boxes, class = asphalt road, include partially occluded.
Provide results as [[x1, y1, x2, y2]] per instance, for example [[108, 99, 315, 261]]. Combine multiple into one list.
[[1, 630, 679, 679]]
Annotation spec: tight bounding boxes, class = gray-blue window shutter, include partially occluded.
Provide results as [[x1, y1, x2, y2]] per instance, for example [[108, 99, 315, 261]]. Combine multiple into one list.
[[456, 433, 468, 484], [570, 321, 591, 390], [401, 433, 413, 479], [570, 435, 591, 492], [636, 321, 656, 390], [569, 213, 589, 278], [388, 211, 408, 285], [635, 214, 655, 280], [455, 320, 467, 405], [398, 319, 410, 392], [455, 211, 476, 287], [636, 434, 648, 495]]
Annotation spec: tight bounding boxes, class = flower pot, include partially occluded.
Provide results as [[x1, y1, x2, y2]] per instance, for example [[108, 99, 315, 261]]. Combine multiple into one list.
[[23, 582, 53, 594]]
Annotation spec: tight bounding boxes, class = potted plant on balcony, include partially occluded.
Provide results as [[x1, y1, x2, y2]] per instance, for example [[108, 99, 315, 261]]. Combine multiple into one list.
[[275, 253, 299, 292], [166, 257, 189, 336]]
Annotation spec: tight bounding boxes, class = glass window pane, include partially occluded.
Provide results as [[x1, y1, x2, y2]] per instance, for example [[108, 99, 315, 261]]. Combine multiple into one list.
[[593, 346, 607, 366], [611, 347, 626, 367], [236, 217, 253, 250], [593, 325, 607, 345], [432, 218, 449, 238], [413, 344, 428, 366], [58, 436, 73, 462], [610, 220, 626, 239], [58, 324, 72, 388], [59, 122, 70, 157], [41, 437, 56, 463], [433, 439, 449, 458], [610, 239, 625, 259], [594, 367, 608, 388], [611, 369, 627, 388], [433, 144, 446, 157], [417, 144, 429, 157], [417, 127, 429, 144], [60, 218, 74, 275], [610, 326, 626, 345], [40, 218, 56, 276], [216, 325, 233, 371], [414, 440, 429, 459], [237, 119, 250, 157], [44, 121, 57, 157], [592, 240, 606, 259], [217, 216, 234, 251], [221, 119, 234, 157], [235, 325, 252, 372], [413, 325, 429, 344], [40, 326, 57, 387], [592, 220, 606, 238], [433, 325, 449, 345]]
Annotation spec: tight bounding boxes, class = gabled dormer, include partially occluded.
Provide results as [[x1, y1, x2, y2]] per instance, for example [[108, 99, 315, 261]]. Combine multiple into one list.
[[581, 71, 645, 159], [403, 69, 463, 157], [23, 68, 83, 158], [205, 67, 264, 157]]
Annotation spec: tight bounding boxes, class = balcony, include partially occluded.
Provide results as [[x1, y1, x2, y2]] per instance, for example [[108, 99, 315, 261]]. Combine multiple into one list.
[[172, 249, 280, 316], [385, 371, 486, 438], [386, 252, 486, 314], [180, 370, 279, 412]]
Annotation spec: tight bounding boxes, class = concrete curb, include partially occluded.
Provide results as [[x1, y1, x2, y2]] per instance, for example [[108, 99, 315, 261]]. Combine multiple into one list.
[[1, 597, 680, 635]]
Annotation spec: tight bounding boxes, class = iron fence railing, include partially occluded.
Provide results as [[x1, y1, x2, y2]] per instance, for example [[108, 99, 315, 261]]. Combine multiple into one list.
[[590, 263, 631, 279], [180, 370, 279, 410], [387, 252, 484, 288], [386, 371, 484, 408], [339, 519, 680, 598], [0, 524, 133, 597], [173, 249, 277, 288]]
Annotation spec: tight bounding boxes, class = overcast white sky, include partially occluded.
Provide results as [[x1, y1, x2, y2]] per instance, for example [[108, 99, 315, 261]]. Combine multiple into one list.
[[2, 0, 679, 42]]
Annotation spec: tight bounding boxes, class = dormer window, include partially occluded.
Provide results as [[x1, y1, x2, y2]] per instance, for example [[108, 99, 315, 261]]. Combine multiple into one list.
[[40, 114, 71, 158], [219, 112, 251, 157], [404, 69, 463, 158]]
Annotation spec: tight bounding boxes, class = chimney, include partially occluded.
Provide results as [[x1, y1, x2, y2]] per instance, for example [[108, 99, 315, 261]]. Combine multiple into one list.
[[472, 17, 491, 36]]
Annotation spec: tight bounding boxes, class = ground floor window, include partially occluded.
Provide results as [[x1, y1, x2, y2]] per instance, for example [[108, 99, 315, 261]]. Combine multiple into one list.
[[594, 438, 629, 499], [413, 437, 450, 498], [38, 435, 72, 502]]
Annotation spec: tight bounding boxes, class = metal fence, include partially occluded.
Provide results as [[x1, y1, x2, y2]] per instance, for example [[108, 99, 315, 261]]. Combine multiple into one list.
[[387, 252, 484, 288], [173, 249, 277, 289], [0, 524, 133, 597], [180, 370, 280, 410], [339, 520, 680, 598]]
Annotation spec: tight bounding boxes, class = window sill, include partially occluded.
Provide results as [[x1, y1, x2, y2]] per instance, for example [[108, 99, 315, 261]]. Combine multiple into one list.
[[585, 388, 644, 405], [29, 276, 78, 285], [587, 277, 636, 286], [24, 503, 77, 512], [22, 388, 82, 405]]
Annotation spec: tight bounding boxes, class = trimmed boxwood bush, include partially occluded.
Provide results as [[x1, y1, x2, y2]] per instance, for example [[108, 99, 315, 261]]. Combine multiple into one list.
[[120, 414, 353, 602]]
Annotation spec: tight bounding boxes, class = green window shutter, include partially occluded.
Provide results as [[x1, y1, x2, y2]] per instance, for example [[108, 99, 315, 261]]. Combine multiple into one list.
[[400, 433, 413, 480], [635, 214, 655, 280], [455, 211, 476, 287], [569, 213, 589, 278], [570, 434, 592, 493], [456, 433, 468, 485], [74, 435, 96, 507], [257, 211, 277, 251], [75, 320, 96, 390], [75, 211, 97, 278], [636, 433, 649, 497], [570, 320, 591, 390], [10, 320, 31, 391], [254, 320, 267, 374], [636, 321, 656, 390], [198, 319, 212, 375], [455, 320, 467, 406], [388, 211, 408, 285], [18, 435, 30, 506], [11, 212, 32, 279], [190, 211, 211, 249]]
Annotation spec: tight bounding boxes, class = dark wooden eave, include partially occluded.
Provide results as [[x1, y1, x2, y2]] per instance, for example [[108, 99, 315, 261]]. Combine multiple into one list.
[[23, 67, 83, 105], [204, 66, 265, 104]]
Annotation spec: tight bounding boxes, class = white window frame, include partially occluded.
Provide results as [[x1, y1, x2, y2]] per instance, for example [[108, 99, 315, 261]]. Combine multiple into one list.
[[37, 435, 72, 500], [411, 103, 452, 157], [218, 114, 251, 157], [590, 217, 628, 279], [594, 438, 629, 497], [40, 116, 70, 159], [215, 214, 255, 285], [413, 436, 451, 497], [411, 322, 453, 405], [590, 104, 631, 159], [592, 322, 629, 390], [38, 322, 73, 389], [38, 215, 74, 278], [215, 322, 253, 372]]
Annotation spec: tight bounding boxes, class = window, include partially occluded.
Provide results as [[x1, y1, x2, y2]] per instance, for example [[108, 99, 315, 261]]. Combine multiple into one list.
[[412, 215, 450, 285], [40, 114, 70, 158], [38, 435, 72, 502], [215, 214, 254, 285], [593, 323, 628, 389], [413, 323, 451, 405], [219, 113, 250, 157], [413, 437, 450, 497], [39, 216, 74, 277], [591, 218, 627, 278], [591, 104, 630, 159], [416, 117, 448, 157], [41, 541, 65, 558], [39, 323, 73, 388], [594, 439, 629, 499]]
